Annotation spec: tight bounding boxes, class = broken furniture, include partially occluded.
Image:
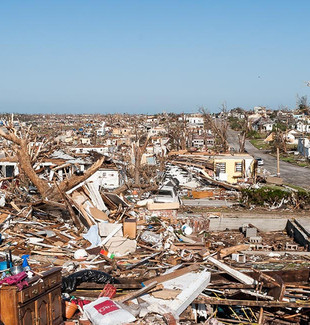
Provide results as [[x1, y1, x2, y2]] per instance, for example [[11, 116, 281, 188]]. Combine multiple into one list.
[[0, 267, 62, 325]]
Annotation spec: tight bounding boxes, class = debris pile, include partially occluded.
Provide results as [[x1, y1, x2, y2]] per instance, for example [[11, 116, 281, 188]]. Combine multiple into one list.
[[0, 178, 310, 324], [0, 120, 309, 324]]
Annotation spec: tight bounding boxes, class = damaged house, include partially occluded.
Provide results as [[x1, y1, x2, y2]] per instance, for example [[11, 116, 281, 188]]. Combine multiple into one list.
[[170, 152, 256, 185], [213, 153, 255, 184]]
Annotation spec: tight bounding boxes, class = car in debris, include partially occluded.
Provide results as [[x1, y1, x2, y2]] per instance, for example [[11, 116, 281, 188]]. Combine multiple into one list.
[[256, 157, 264, 166], [147, 180, 181, 209], [153, 186, 179, 204]]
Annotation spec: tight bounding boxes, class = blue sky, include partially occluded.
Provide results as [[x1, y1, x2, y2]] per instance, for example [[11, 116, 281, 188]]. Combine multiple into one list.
[[0, 1, 310, 114]]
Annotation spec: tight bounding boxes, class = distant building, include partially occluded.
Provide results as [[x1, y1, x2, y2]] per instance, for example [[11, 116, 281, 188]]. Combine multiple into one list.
[[252, 118, 275, 132], [191, 135, 205, 148], [80, 138, 91, 145], [148, 126, 166, 136], [254, 106, 267, 117], [296, 121, 310, 133], [96, 122, 106, 136], [178, 114, 204, 127]]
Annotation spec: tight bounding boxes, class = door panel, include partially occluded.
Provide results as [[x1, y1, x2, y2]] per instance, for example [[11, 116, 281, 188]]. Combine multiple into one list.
[[19, 302, 35, 325], [36, 295, 49, 325], [49, 287, 62, 325]]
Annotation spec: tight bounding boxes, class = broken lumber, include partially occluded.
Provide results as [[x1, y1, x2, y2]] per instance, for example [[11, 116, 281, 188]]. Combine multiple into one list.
[[113, 281, 159, 303], [205, 256, 256, 285], [143, 264, 200, 286], [220, 244, 250, 259]]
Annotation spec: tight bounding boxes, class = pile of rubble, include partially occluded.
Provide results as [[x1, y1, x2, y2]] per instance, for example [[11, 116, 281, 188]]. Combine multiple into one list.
[[0, 122, 309, 324], [0, 175, 310, 324]]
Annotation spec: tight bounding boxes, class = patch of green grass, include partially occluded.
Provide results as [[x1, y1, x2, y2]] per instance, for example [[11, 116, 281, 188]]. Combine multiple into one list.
[[241, 185, 310, 207], [284, 184, 308, 191], [247, 130, 264, 139], [281, 156, 295, 163], [250, 139, 270, 150], [280, 154, 310, 168]]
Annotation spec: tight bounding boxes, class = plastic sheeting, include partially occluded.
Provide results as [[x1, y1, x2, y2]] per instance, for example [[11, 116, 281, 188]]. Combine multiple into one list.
[[62, 269, 116, 293], [83, 225, 101, 248]]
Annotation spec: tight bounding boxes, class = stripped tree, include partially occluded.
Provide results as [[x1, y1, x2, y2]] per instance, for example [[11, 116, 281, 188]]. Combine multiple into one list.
[[164, 114, 188, 151], [237, 114, 249, 153], [199, 104, 229, 152], [0, 120, 105, 201]]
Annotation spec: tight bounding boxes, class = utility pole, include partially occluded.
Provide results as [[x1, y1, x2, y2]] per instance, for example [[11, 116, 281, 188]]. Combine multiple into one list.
[[302, 120, 306, 158], [277, 147, 280, 177]]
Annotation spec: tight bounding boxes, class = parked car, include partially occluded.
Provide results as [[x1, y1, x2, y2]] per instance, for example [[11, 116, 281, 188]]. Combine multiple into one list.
[[256, 158, 264, 166]]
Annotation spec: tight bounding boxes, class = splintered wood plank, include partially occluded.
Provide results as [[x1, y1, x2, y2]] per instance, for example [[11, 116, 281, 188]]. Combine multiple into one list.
[[113, 281, 158, 303], [143, 264, 200, 286], [206, 256, 256, 285], [0, 212, 9, 223], [220, 244, 250, 259]]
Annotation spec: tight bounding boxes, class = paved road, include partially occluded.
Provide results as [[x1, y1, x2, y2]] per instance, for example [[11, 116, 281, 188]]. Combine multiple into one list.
[[227, 128, 310, 189]]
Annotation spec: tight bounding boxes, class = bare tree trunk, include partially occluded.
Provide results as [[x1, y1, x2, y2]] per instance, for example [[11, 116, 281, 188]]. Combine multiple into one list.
[[134, 145, 141, 185], [55, 156, 105, 196], [0, 126, 105, 201], [165, 114, 188, 151], [133, 135, 150, 186], [16, 139, 51, 196], [236, 115, 249, 153], [199, 106, 229, 152]]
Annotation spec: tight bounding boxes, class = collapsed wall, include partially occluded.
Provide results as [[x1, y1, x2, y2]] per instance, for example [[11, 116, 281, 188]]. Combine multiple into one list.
[[208, 215, 288, 232], [286, 218, 310, 251]]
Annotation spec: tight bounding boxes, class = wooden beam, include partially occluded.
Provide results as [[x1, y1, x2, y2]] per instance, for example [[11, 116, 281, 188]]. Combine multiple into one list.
[[113, 281, 158, 303], [220, 244, 250, 259], [258, 307, 264, 325], [100, 223, 122, 246], [206, 256, 256, 285], [142, 264, 199, 286]]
